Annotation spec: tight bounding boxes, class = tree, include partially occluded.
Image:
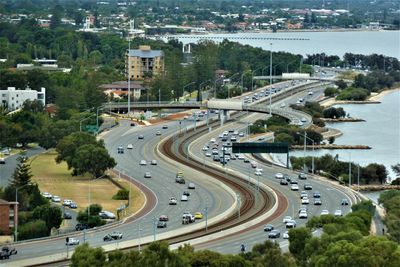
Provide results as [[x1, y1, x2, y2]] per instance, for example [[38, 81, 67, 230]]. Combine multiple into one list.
[[324, 87, 338, 97], [391, 164, 400, 177], [10, 157, 33, 187], [72, 144, 116, 177], [33, 204, 62, 234], [289, 227, 312, 263], [71, 243, 106, 267], [250, 240, 296, 267], [18, 219, 48, 240]]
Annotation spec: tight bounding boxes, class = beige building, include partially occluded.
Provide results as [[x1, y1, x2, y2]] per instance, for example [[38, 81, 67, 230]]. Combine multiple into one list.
[[125, 45, 164, 80]]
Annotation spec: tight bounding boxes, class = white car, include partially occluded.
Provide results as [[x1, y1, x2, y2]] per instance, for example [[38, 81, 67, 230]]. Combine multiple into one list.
[[63, 199, 72, 206], [291, 184, 299, 191], [156, 131, 161, 136], [275, 173, 284, 179], [210, 138, 216, 143], [66, 237, 79, 246], [300, 191, 308, 199], [42, 192, 52, 199], [202, 146, 209, 151], [280, 103, 286, 108], [302, 198, 310, 205], [0, 158, 5, 164], [286, 220, 297, 228], [255, 170, 262, 176], [239, 132, 245, 137], [181, 195, 188, 201], [205, 152, 212, 157], [144, 172, 151, 178], [127, 144, 133, 149], [301, 117, 307, 123], [283, 216, 292, 224], [151, 160, 157, 165], [256, 167, 263, 173], [52, 196, 61, 202], [140, 160, 147, 166], [99, 211, 116, 219], [299, 211, 308, 219], [283, 231, 289, 239], [320, 209, 329, 216], [238, 154, 245, 160], [169, 197, 177, 205], [334, 210, 343, 217]]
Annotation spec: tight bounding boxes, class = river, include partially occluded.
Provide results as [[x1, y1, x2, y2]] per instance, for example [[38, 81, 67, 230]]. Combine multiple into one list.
[[291, 90, 400, 181], [169, 30, 400, 59]]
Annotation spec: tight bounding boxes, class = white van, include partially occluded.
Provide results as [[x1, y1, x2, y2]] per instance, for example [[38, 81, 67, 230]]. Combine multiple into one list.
[[181, 195, 188, 201]]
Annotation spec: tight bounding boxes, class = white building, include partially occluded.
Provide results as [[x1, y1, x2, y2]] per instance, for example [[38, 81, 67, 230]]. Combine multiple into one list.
[[0, 87, 46, 111]]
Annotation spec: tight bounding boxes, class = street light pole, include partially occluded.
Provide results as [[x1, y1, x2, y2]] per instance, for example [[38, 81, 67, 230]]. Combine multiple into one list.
[[182, 82, 195, 101], [127, 38, 131, 115], [303, 131, 307, 173], [269, 43, 273, 115]]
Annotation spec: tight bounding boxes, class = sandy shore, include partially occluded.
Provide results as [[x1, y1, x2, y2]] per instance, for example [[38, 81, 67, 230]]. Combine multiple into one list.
[[368, 88, 400, 101]]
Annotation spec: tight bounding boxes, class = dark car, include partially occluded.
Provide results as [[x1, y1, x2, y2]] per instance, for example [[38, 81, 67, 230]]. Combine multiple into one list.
[[103, 232, 123, 241], [290, 180, 298, 185], [64, 212, 72, 219], [162, 125, 168, 129], [157, 221, 167, 228], [341, 199, 349, 205], [175, 177, 186, 184], [263, 224, 274, 232], [313, 192, 321, 198], [304, 184, 313, 190], [75, 223, 89, 231], [285, 176, 292, 183], [268, 230, 281, 238], [117, 146, 124, 154], [280, 179, 288, 185], [0, 247, 17, 260], [130, 122, 136, 126], [183, 191, 190, 196]]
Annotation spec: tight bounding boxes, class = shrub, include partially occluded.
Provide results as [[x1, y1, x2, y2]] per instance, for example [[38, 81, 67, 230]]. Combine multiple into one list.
[[18, 219, 48, 240], [112, 189, 129, 200]]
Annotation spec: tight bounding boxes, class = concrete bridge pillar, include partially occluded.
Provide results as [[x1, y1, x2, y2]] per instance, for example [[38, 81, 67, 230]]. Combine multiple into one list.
[[225, 110, 230, 121]]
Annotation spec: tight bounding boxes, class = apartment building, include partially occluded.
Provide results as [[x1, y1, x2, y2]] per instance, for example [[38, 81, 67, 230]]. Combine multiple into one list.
[[125, 45, 164, 80], [0, 87, 46, 112], [0, 199, 18, 235]]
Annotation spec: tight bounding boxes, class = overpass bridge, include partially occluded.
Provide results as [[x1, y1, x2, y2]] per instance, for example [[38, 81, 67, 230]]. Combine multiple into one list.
[[253, 75, 352, 83], [103, 99, 312, 125]]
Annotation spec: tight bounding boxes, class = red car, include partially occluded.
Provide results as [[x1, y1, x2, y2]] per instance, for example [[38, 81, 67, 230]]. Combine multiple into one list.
[[159, 215, 169, 221]]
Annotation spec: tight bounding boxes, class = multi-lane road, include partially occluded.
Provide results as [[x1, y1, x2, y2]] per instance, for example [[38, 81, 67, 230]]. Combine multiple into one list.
[[4, 76, 358, 265]]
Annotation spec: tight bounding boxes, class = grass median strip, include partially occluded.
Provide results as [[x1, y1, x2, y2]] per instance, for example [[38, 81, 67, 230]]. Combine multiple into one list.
[[30, 150, 145, 218]]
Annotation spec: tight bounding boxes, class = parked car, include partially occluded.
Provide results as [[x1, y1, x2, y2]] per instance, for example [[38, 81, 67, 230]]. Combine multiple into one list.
[[0, 158, 5, 164], [140, 160, 147, 166], [75, 223, 88, 231], [264, 224, 274, 232], [268, 230, 281, 238], [334, 210, 343, 217], [99, 211, 116, 219], [66, 237, 80, 246], [63, 199, 72, 206], [52, 196, 61, 202], [42, 192, 52, 199]]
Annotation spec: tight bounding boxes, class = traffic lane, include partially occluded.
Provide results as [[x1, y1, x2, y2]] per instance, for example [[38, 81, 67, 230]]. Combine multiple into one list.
[[0, 146, 45, 187]]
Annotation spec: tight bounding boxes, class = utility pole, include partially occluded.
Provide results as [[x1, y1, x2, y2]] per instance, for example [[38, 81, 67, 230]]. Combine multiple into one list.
[[127, 38, 131, 115], [303, 131, 307, 173], [205, 206, 208, 232], [269, 43, 273, 115], [153, 217, 156, 241]]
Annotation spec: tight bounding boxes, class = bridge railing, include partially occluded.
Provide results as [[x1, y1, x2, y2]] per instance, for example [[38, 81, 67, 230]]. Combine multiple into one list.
[[103, 101, 202, 109]]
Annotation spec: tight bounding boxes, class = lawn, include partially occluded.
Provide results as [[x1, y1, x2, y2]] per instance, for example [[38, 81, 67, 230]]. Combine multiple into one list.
[[29, 150, 145, 218]]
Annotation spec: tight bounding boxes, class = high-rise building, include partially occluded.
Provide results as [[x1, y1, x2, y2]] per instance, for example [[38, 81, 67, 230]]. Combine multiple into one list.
[[125, 45, 164, 80]]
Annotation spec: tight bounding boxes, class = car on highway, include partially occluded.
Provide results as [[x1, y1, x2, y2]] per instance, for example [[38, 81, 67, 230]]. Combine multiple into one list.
[[0, 247, 17, 260], [321, 210, 330, 216], [63, 199, 72, 206], [283, 231, 289, 239], [300, 191, 308, 199], [243, 158, 250, 163], [301, 117, 307, 123], [188, 183, 195, 189], [157, 221, 167, 228], [127, 144, 133, 149], [70, 202, 77, 209], [304, 183, 313, 190], [280, 179, 288, 185], [341, 199, 349, 205], [283, 216, 292, 224], [194, 212, 203, 219], [0, 158, 5, 164], [268, 230, 281, 239], [237, 154, 245, 160], [290, 180, 298, 184], [301, 197, 310, 204], [130, 122, 135, 126], [169, 197, 177, 205], [175, 177, 185, 184], [64, 212, 72, 219], [313, 192, 321, 198], [298, 173, 307, 180], [151, 160, 157, 165], [66, 237, 80, 246], [314, 199, 322, 205], [52, 195, 61, 202], [156, 131, 162, 136], [144, 172, 151, 178], [334, 210, 343, 217], [255, 170, 262, 176], [275, 173, 284, 179], [286, 220, 296, 228], [117, 146, 124, 154], [182, 213, 195, 224], [140, 160, 147, 166], [263, 224, 274, 232], [181, 195, 188, 201], [239, 132, 245, 137], [162, 125, 168, 129], [202, 146, 209, 151], [291, 184, 299, 191], [159, 215, 169, 221], [183, 191, 190, 196], [138, 135, 144, 139], [205, 151, 212, 157], [280, 103, 286, 108], [299, 211, 308, 219], [103, 232, 123, 242]]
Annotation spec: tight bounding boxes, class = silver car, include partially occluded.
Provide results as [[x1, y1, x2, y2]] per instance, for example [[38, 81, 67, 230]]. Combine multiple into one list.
[[140, 160, 147, 166]]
